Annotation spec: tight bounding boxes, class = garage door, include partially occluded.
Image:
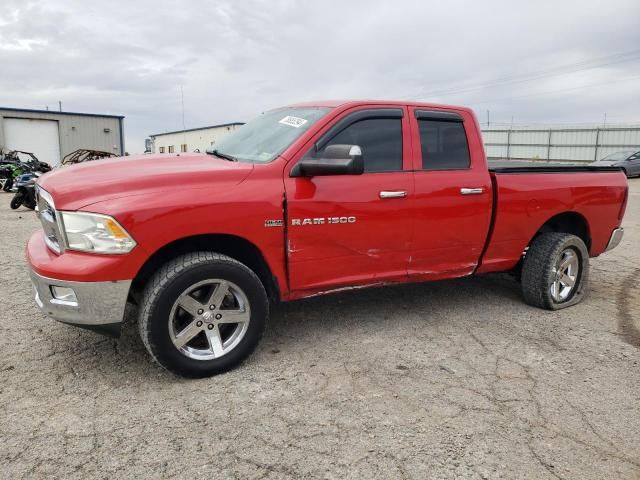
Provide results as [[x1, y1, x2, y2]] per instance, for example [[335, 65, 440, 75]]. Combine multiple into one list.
[[4, 118, 61, 166]]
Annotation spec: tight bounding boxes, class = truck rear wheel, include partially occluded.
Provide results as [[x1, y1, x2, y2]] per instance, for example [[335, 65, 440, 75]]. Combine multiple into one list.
[[139, 252, 268, 378], [521, 232, 589, 310]]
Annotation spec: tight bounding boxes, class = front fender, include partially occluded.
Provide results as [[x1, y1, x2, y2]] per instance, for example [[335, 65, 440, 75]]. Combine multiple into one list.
[[80, 172, 287, 292]]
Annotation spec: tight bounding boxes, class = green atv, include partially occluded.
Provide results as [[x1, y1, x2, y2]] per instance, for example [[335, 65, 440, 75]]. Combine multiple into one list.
[[0, 151, 44, 192]]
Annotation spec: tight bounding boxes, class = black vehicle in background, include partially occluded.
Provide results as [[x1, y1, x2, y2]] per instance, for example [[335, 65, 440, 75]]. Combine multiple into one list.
[[10, 172, 40, 209], [591, 150, 640, 178]]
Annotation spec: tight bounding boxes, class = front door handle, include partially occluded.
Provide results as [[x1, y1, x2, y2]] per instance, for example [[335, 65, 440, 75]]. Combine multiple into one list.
[[379, 190, 407, 199], [460, 187, 484, 195]]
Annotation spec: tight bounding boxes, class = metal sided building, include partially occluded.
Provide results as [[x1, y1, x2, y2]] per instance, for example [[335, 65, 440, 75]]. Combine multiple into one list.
[[148, 123, 244, 154], [0, 107, 125, 166], [482, 124, 640, 163]]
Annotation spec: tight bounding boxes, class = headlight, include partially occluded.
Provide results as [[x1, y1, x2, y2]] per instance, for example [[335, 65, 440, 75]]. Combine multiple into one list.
[[61, 212, 136, 254]]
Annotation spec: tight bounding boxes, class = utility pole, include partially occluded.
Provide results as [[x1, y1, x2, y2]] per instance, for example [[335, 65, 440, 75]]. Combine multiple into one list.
[[58, 101, 62, 112], [180, 85, 186, 149], [486, 110, 490, 127], [603, 112, 607, 127]]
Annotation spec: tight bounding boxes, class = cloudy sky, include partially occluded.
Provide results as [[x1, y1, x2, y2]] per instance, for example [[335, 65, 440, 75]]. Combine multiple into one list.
[[1, 0, 639, 153]]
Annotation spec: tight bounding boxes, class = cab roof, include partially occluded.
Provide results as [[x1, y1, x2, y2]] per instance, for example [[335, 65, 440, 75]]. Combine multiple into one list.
[[287, 99, 472, 113]]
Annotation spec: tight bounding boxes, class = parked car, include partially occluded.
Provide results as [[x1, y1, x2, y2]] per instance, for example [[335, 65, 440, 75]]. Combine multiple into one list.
[[592, 150, 640, 178], [27, 100, 628, 378]]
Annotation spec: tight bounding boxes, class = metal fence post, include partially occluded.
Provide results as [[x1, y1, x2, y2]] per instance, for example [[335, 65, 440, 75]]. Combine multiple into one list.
[[594, 128, 600, 161]]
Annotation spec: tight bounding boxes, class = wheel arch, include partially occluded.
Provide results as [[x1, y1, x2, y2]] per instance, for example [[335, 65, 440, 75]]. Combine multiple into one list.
[[529, 211, 591, 251], [130, 234, 280, 304]]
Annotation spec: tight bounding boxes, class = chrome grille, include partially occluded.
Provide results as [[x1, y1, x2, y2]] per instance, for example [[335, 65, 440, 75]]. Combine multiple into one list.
[[36, 187, 64, 254]]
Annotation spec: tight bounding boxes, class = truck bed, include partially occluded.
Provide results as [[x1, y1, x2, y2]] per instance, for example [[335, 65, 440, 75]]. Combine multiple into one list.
[[476, 167, 628, 274]]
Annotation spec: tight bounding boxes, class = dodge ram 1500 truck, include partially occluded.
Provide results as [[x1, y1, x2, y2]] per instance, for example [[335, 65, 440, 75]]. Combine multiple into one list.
[[27, 100, 628, 378]]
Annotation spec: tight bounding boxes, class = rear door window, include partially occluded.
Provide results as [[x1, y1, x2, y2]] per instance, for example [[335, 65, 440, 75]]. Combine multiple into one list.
[[418, 120, 470, 170]]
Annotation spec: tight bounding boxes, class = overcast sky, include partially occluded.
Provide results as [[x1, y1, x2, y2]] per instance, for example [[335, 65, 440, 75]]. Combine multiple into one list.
[[1, 0, 639, 153]]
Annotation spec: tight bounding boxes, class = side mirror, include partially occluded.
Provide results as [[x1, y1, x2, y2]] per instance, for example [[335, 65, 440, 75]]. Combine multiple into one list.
[[291, 144, 364, 177]]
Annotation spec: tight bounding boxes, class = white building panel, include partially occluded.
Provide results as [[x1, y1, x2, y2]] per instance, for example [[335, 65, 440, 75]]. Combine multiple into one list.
[[151, 123, 243, 154], [1, 108, 124, 159], [481, 130, 508, 143], [509, 145, 548, 159], [509, 130, 549, 145], [550, 146, 597, 161], [599, 129, 640, 146], [481, 125, 640, 162], [4, 117, 61, 165], [551, 130, 597, 145], [484, 144, 508, 158]]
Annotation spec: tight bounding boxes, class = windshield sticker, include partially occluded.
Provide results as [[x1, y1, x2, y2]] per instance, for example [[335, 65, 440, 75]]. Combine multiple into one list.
[[279, 116, 308, 128]]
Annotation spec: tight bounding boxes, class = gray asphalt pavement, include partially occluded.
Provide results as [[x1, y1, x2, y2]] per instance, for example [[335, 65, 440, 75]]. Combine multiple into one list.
[[1, 180, 639, 479]]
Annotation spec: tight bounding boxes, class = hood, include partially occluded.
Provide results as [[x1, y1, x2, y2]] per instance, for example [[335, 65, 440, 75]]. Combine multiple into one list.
[[38, 153, 254, 210]]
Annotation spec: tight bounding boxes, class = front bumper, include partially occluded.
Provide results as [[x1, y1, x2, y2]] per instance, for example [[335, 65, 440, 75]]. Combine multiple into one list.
[[30, 269, 131, 336], [605, 227, 624, 252]]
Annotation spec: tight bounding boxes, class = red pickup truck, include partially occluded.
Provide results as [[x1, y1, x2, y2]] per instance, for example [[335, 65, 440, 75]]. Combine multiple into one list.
[[27, 100, 628, 377]]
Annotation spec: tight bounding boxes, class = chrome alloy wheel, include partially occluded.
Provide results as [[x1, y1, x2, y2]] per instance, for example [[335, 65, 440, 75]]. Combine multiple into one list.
[[550, 248, 580, 303], [169, 279, 251, 360]]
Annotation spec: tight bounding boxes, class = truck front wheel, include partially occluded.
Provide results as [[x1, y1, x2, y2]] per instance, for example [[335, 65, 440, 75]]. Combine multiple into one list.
[[139, 252, 268, 378], [521, 232, 589, 310]]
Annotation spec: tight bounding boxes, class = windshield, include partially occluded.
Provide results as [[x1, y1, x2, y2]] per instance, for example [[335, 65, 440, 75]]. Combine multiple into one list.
[[212, 107, 331, 163], [601, 151, 635, 162]]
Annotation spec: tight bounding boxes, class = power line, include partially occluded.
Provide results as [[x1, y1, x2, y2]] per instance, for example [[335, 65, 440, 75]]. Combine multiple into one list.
[[409, 48, 640, 100], [470, 74, 640, 105], [412, 49, 640, 98]]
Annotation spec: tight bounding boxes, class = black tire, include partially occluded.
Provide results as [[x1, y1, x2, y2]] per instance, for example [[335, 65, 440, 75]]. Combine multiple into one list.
[[23, 197, 36, 210], [521, 232, 589, 310], [139, 252, 268, 378], [10, 193, 23, 210]]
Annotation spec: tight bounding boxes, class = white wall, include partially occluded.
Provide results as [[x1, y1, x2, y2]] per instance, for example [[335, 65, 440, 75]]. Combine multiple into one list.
[[481, 125, 640, 163], [151, 124, 242, 154], [4, 118, 61, 165]]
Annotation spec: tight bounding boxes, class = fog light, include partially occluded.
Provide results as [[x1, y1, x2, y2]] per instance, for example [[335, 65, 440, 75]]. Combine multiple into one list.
[[50, 286, 78, 305]]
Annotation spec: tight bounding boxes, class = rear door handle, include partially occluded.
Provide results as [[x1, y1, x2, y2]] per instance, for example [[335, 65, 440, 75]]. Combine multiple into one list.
[[379, 190, 407, 199], [460, 187, 484, 195]]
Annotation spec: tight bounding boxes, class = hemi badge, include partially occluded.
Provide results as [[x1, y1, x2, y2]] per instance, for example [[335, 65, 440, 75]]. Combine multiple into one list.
[[264, 219, 284, 228]]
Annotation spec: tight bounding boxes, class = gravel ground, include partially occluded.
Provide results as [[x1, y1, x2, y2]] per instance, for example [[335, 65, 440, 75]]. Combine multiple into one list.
[[1, 180, 639, 479]]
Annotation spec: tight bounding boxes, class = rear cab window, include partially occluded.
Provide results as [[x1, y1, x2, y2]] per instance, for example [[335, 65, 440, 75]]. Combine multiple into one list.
[[415, 111, 470, 170]]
